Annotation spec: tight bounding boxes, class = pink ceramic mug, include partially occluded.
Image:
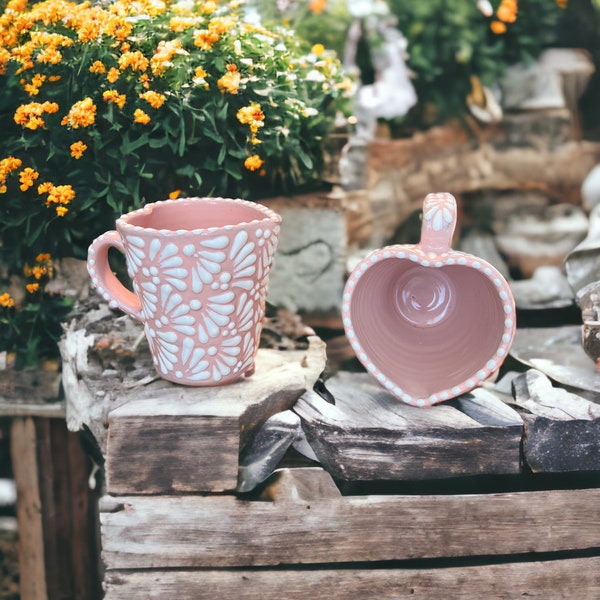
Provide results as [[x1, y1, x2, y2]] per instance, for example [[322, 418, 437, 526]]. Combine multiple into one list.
[[87, 197, 281, 386], [342, 192, 516, 407]]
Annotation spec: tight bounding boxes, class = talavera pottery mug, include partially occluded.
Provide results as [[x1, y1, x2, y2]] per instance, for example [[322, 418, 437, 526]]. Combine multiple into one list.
[[87, 197, 281, 386], [342, 192, 516, 407]]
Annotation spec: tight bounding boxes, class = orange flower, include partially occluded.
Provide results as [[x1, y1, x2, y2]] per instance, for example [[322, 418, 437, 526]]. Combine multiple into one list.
[[103, 90, 127, 109], [308, 0, 326, 14], [217, 65, 240, 94], [89, 61, 106, 74], [490, 20, 507, 34], [61, 97, 96, 128], [0, 293, 15, 308], [244, 154, 264, 171], [19, 167, 39, 191], [140, 90, 166, 109], [133, 108, 151, 124], [496, 0, 517, 23], [55, 205, 69, 216], [70, 141, 87, 159], [194, 30, 219, 50], [26, 283, 40, 293], [106, 67, 120, 83]]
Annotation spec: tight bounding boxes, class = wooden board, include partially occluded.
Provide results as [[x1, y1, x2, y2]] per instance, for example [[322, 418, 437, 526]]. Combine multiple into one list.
[[103, 556, 600, 600], [105, 336, 327, 494], [294, 372, 523, 481], [100, 468, 600, 570]]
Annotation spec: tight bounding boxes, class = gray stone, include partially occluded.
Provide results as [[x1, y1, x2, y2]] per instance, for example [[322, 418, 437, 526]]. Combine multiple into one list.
[[565, 203, 600, 295], [509, 265, 573, 310]]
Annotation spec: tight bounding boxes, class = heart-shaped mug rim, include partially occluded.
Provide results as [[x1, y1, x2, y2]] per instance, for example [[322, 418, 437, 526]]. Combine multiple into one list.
[[342, 193, 516, 407]]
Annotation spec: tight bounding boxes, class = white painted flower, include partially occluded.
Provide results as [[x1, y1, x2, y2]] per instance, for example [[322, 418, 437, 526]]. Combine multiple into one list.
[[195, 290, 235, 343], [123, 235, 146, 276], [228, 230, 257, 291], [185, 236, 228, 293], [206, 335, 242, 382], [235, 330, 257, 374], [234, 292, 256, 333], [177, 337, 210, 382], [145, 325, 179, 375], [141, 239, 188, 291], [423, 194, 455, 231], [153, 284, 195, 335]]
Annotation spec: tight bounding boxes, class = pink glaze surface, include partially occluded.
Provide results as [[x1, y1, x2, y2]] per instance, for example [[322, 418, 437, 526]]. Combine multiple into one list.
[[342, 192, 516, 407], [87, 197, 281, 386]]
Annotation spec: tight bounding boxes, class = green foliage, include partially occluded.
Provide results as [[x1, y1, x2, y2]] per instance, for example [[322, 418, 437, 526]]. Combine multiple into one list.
[[386, 0, 569, 128]]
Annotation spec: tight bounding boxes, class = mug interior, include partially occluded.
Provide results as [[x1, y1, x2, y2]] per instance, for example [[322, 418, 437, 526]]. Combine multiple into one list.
[[350, 259, 506, 398], [121, 198, 273, 231]]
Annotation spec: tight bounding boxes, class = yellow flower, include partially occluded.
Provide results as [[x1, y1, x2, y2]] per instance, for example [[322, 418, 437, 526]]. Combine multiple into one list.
[[496, 0, 517, 23], [26, 283, 39, 293], [244, 154, 264, 171], [61, 97, 96, 128], [32, 265, 47, 280], [55, 205, 69, 217], [236, 102, 265, 134], [103, 89, 127, 109], [217, 65, 240, 94], [490, 20, 507, 34], [0, 293, 15, 308], [308, 0, 326, 14], [311, 43, 325, 56], [118, 50, 149, 72], [209, 16, 236, 35], [14, 101, 59, 130], [21, 73, 46, 95], [43, 184, 75, 206], [70, 141, 87, 159], [140, 90, 166, 109], [194, 30, 219, 50], [19, 167, 39, 191], [134, 108, 151, 124], [201, 0, 217, 13], [106, 67, 120, 83], [89, 61, 106, 74]]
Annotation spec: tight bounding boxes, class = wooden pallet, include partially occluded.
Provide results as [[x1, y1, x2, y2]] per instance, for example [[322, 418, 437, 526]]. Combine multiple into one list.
[[60, 306, 600, 599]]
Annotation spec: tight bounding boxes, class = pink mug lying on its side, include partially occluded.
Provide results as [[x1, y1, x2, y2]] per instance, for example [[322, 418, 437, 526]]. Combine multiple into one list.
[[87, 197, 281, 386], [342, 192, 516, 407]]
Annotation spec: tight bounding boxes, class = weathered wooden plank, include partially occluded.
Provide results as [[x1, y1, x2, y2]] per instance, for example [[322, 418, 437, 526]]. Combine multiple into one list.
[[10, 417, 48, 600], [100, 471, 600, 570], [105, 337, 327, 494], [0, 370, 64, 418], [295, 372, 523, 481], [511, 369, 600, 472], [103, 556, 600, 600]]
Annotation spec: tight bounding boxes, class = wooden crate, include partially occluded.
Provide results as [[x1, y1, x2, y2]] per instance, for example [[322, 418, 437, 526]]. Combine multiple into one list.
[[61, 307, 600, 599]]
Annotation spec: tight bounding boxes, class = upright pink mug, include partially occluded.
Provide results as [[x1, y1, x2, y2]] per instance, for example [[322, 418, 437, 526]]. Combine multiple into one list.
[[87, 197, 281, 386]]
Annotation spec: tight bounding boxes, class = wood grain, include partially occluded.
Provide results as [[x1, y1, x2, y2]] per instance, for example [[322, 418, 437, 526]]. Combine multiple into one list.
[[10, 417, 48, 600], [295, 372, 523, 481], [100, 478, 600, 569], [103, 556, 600, 600], [105, 337, 327, 494]]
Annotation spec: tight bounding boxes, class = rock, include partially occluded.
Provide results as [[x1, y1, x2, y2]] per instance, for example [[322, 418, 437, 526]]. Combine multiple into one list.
[[565, 203, 600, 294], [495, 203, 588, 278], [581, 164, 600, 211], [458, 229, 510, 280], [509, 265, 574, 310]]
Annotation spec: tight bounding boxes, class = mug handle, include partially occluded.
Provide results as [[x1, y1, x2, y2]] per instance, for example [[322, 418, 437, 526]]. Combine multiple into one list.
[[87, 231, 144, 322], [420, 192, 457, 254]]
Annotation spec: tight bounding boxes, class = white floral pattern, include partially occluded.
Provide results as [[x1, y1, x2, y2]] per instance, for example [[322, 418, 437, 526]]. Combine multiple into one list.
[[94, 199, 281, 386], [423, 192, 455, 232]]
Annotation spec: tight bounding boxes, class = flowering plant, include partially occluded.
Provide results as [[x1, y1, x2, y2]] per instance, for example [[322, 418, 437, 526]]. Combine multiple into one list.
[[0, 0, 348, 367]]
